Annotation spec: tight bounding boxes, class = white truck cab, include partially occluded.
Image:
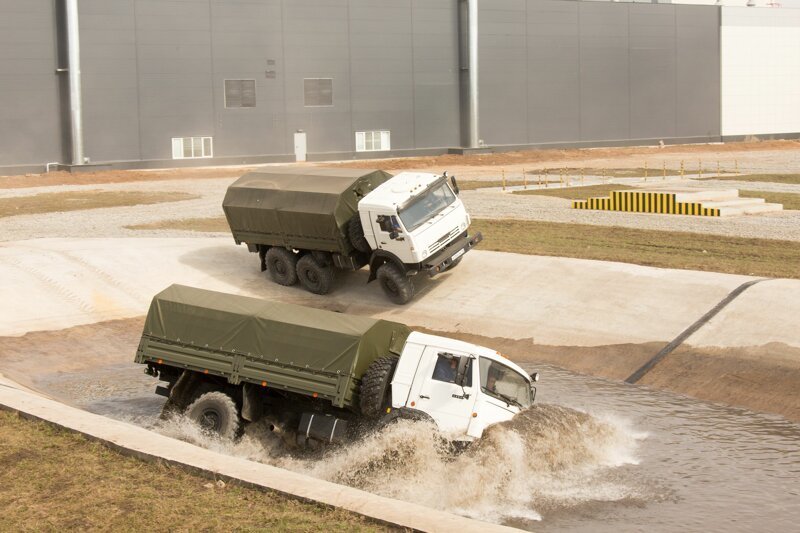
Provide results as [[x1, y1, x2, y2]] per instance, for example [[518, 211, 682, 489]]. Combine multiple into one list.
[[358, 172, 482, 288], [388, 331, 537, 440]]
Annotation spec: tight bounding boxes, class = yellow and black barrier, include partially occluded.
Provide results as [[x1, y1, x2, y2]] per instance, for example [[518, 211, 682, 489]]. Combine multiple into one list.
[[573, 191, 720, 216]]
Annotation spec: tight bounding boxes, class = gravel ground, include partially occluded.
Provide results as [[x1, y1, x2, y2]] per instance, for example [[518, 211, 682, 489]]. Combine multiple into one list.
[[1, 156, 799, 243]]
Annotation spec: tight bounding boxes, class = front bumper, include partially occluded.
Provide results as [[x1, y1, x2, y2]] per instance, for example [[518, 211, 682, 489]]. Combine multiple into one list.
[[424, 231, 483, 277]]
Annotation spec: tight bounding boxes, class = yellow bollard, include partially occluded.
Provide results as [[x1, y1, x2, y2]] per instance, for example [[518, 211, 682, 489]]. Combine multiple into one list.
[[644, 161, 648, 182], [502, 169, 506, 191], [662, 161, 666, 180], [523, 168, 528, 190]]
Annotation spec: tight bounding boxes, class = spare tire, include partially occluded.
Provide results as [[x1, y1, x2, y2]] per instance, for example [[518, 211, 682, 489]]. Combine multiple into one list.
[[348, 215, 371, 253], [186, 391, 241, 440], [360, 356, 399, 418]]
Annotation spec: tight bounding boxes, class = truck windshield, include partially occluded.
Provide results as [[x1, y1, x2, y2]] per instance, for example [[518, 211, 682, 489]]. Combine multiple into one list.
[[398, 180, 456, 232], [479, 358, 531, 409]]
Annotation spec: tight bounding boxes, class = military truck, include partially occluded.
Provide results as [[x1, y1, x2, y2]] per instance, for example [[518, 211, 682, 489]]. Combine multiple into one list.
[[136, 285, 538, 445], [222, 167, 482, 304]]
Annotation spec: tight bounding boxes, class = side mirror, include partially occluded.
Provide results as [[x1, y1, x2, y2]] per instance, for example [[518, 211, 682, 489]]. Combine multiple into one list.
[[389, 230, 398, 240], [450, 175, 460, 195], [455, 357, 470, 387], [530, 372, 539, 383]]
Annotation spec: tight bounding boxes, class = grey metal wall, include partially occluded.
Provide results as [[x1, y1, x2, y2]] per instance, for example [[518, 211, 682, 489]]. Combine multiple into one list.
[[76, 0, 461, 163], [0, 0, 724, 169], [479, 0, 721, 146], [0, 0, 65, 166]]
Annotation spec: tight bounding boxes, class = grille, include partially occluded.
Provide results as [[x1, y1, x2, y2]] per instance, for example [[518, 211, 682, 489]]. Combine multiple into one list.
[[427, 227, 459, 256]]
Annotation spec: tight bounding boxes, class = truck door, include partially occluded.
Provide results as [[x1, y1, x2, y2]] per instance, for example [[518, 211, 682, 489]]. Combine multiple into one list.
[[371, 212, 412, 263], [410, 346, 477, 434]]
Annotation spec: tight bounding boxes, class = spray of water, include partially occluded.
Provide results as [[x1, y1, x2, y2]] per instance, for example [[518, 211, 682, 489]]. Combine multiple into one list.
[[154, 404, 648, 523]]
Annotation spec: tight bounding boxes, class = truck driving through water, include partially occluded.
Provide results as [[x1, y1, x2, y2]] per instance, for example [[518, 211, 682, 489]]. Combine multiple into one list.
[[222, 167, 482, 304], [136, 285, 537, 445]]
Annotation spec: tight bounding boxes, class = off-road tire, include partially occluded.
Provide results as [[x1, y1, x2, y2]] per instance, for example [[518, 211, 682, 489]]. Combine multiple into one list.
[[360, 356, 399, 418], [376, 263, 414, 305], [296, 254, 334, 295], [347, 215, 371, 253], [186, 391, 241, 440], [266, 248, 299, 286]]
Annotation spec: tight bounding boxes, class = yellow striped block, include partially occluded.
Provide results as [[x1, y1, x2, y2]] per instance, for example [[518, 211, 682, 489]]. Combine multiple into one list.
[[571, 190, 720, 216]]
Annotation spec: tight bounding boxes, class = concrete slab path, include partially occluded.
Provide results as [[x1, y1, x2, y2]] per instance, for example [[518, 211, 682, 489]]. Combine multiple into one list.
[[0, 374, 518, 533], [0, 237, 763, 348]]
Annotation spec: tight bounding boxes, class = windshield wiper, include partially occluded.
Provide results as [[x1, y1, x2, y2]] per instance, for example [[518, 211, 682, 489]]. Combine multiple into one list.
[[483, 387, 524, 409]]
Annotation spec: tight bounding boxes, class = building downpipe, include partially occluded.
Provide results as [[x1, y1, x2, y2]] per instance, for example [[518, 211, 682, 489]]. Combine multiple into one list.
[[65, 0, 85, 166], [467, 0, 479, 148]]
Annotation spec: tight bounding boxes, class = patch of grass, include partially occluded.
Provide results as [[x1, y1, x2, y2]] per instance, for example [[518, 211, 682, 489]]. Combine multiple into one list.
[[739, 190, 800, 211], [0, 411, 392, 532], [471, 218, 800, 279], [702, 173, 800, 185], [513, 184, 635, 200], [127, 216, 229, 232], [0, 190, 199, 218], [126, 215, 800, 279]]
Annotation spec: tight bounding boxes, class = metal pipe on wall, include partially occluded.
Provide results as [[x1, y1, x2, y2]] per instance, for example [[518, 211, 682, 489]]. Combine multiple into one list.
[[467, 0, 479, 148], [65, 0, 85, 165]]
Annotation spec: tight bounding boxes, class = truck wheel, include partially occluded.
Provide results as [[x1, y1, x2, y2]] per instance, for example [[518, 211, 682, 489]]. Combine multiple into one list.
[[186, 391, 241, 440], [360, 356, 399, 418], [376, 263, 414, 305], [348, 215, 371, 253], [266, 248, 298, 286], [296, 254, 334, 295]]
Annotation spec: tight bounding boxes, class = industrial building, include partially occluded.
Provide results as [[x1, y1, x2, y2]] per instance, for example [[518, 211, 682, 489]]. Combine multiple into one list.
[[0, 0, 798, 173]]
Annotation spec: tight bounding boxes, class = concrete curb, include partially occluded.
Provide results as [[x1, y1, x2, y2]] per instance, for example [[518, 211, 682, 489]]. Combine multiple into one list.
[[0, 376, 520, 533]]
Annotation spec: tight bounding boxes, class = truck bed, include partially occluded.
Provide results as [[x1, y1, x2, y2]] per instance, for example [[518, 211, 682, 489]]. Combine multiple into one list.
[[135, 285, 410, 409]]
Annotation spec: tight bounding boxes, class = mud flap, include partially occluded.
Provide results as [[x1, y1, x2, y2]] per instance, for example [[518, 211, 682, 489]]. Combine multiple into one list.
[[241, 382, 263, 422], [161, 370, 200, 417]]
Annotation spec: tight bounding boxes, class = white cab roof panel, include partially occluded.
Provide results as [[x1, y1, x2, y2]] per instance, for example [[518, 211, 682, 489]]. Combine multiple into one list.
[[358, 172, 442, 211]]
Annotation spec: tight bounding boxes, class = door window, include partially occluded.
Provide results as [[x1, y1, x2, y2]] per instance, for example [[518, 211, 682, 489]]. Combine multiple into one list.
[[431, 354, 472, 386]]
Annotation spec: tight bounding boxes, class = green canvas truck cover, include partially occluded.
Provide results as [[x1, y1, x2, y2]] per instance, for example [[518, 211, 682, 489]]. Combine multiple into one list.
[[138, 284, 411, 407], [222, 167, 392, 253]]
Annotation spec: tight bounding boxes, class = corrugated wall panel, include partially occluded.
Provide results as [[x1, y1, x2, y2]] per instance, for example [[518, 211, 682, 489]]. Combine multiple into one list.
[[676, 6, 720, 139], [135, 0, 215, 160], [526, 0, 580, 144], [481, 0, 721, 147], [80, 0, 141, 162], [411, 0, 460, 149], [0, 0, 63, 166]]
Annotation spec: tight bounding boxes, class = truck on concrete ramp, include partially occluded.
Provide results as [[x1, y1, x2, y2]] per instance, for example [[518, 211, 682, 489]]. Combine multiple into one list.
[[136, 285, 537, 445], [222, 167, 482, 304]]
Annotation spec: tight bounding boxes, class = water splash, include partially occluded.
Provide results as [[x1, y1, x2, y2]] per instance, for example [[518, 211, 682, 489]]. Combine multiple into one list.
[[154, 404, 648, 523]]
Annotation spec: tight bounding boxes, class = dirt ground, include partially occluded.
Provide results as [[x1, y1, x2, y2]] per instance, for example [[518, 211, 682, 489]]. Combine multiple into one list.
[[3, 139, 799, 188]]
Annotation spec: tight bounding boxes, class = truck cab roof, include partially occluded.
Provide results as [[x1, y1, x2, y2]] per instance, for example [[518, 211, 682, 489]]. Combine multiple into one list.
[[358, 172, 444, 212], [405, 331, 531, 383]]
